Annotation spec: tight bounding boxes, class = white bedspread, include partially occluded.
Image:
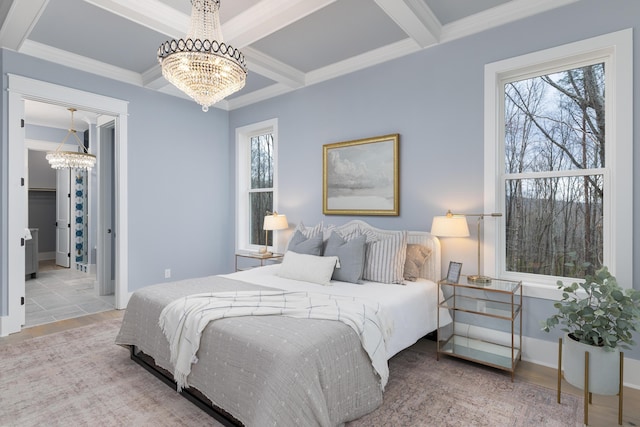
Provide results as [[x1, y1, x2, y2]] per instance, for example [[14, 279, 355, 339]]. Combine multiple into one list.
[[221, 264, 452, 358], [159, 289, 393, 392]]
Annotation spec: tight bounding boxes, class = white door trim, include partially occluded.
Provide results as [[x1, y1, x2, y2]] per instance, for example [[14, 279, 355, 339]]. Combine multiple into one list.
[[3, 74, 130, 336], [5, 91, 26, 334]]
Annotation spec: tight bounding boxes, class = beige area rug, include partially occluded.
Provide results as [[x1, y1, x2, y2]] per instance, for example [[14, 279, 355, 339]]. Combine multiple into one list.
[[348, 341, 583, 427], [0, 318, 582, 427]]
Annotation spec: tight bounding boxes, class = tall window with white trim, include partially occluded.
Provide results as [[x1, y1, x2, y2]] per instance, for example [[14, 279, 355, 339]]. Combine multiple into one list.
[[236, 119, 279, 252], [484, 30, 632, 292]]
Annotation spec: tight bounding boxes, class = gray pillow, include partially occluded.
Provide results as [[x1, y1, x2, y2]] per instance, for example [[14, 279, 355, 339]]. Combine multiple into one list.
[[287, 230, 323, 256], [324, 232, 366, 284]]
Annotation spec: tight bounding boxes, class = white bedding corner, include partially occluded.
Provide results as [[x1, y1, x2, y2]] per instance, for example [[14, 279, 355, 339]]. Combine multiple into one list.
[[221, 264, 452, 359]]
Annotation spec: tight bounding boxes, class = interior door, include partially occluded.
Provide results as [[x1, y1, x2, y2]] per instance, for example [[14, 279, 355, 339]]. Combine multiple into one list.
[[97, 118, 115, 295], [55, 169, 71, 267]]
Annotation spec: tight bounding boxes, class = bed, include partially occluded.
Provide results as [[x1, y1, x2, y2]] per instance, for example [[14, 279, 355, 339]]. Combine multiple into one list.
[[115, 220, 451, 426]]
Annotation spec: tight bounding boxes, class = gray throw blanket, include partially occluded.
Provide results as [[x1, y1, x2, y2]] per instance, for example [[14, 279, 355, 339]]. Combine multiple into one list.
[[115, 276, 384, 426], [159, 290, 392, 391]]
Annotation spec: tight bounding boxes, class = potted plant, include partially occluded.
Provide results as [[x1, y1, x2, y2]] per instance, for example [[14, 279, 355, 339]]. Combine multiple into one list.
[[542, 266, 640, 395]]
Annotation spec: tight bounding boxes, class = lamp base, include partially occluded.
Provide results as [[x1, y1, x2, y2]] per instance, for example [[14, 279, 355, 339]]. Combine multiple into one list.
[[258, 247, 272, 256], [467, 275, 492, 285]]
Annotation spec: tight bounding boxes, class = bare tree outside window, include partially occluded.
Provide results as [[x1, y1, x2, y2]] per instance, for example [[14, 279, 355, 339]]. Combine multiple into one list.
[[249, 133, 274, 246], [503, 63, 604, 279]]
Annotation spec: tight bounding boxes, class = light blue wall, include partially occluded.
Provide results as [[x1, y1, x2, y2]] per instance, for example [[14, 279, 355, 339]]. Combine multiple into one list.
[[1, 0, 637, 360], [1, 48, 233, 316], [229, 0, 640, 359]]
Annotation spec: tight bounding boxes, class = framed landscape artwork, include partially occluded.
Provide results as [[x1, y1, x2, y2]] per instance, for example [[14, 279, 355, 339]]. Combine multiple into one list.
[[323, 134, 399, 215]]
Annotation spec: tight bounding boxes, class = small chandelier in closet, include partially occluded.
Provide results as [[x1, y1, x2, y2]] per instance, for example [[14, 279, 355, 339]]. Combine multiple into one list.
[[46, 108, 96, 170]]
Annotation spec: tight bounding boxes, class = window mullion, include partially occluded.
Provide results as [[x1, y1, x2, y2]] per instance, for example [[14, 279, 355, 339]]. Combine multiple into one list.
[[503, 168, 606, 180]]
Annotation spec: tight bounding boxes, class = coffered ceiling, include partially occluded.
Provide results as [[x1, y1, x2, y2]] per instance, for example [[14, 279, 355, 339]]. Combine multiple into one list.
[[0, 0, 577, 126]]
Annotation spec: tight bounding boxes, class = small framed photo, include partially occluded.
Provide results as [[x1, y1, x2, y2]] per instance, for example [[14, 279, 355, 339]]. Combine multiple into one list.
[[446, 262, 462, 283]]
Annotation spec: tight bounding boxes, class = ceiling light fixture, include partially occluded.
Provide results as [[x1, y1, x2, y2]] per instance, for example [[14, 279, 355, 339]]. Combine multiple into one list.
[[158, 0, 247, 112], [46, 108, 96, 170]]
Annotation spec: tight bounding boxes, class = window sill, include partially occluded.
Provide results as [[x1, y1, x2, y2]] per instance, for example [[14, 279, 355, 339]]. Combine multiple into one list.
[[522, 281, 565, 301]]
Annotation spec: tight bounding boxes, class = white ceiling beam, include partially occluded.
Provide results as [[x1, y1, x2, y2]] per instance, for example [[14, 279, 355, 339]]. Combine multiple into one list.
[[141, 64, 166, 90], [82, 0, 188, 38], [223, 0, 337, 48], [0, 0, 48, 50], [374, 0, 440, 48], [227, 83, 296, 110], [306, 38, 420, 86], [242, 47, 305, 88]]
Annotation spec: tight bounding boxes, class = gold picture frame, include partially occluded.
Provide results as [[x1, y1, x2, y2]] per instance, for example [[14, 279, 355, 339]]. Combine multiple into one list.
[[323, 134, 399, 216]]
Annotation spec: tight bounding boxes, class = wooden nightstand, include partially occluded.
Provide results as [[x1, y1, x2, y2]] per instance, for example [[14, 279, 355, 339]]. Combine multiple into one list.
[[235, 251, 284, 272]]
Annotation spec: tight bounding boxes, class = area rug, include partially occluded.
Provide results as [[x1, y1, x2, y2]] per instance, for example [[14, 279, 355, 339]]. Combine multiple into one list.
[[347, 342, 583, 427], [0, 318, 582, 427]]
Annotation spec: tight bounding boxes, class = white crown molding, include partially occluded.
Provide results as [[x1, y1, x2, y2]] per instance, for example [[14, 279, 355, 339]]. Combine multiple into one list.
[[441, 0, 580, 44], [20, 40, 143, 87]]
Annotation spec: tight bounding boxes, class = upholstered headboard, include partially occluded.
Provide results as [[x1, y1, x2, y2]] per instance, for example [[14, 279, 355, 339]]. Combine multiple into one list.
[[322, 220, 441, 282]]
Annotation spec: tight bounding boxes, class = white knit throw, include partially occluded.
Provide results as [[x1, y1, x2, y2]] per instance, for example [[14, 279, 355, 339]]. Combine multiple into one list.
[[159, 290, 393, 391]]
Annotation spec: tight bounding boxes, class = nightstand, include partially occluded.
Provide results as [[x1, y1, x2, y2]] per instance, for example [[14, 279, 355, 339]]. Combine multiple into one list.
[[235, 251, 284, 272], [437, 276, 522, 380]]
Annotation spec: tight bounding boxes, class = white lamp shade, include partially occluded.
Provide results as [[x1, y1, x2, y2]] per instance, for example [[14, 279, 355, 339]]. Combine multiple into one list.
[[263, 213, 288, 231], [430, 215, 470, 237]]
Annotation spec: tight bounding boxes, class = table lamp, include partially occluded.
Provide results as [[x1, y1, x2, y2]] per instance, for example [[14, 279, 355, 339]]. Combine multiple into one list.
[[261, 212, 288, 255], [431, 210, 502, 284]]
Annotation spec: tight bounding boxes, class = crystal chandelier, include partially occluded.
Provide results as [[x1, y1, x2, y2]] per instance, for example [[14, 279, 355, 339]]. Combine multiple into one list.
[[46, 108, 96, 170], [158, 0, 247, 112]]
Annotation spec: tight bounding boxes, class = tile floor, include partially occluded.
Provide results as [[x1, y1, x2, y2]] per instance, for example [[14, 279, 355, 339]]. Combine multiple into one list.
[[25, 261, 115, 328]]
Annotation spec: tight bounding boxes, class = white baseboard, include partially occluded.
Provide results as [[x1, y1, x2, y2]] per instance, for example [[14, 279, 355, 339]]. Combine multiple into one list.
[[0, 315, 9, 337], [38, 251, 55, 261], [453, 323, 640, 390]]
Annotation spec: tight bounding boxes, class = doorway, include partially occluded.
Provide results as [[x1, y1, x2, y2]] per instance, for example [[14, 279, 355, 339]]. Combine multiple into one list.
[[24, 125, 114, 327], [3, 75, 129, 336]]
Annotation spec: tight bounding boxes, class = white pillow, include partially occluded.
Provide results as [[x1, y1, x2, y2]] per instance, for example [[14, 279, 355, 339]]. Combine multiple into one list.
[[277, 251, 339, 286]]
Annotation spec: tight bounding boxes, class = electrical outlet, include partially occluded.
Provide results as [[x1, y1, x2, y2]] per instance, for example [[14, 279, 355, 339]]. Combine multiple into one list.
[[164, 269, 171, 279]]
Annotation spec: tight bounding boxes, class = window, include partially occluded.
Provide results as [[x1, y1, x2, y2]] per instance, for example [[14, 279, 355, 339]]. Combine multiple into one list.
[[236, 119, 279, 251], [504, 64, 605, 278], [484, 30, 632, 296]]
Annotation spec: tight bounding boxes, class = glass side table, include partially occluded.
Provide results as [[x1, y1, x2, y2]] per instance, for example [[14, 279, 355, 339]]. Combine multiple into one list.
[[437, 276, 522, 380], [235, 251, 283, 272]]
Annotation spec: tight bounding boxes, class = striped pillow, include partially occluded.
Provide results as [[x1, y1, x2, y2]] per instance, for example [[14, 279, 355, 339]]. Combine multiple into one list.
[[362, 231, 407, 284], [296, 221, 323, 238]]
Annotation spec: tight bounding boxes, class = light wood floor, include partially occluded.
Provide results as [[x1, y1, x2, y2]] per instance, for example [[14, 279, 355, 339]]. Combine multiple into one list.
[[2, 311, 639, 426]]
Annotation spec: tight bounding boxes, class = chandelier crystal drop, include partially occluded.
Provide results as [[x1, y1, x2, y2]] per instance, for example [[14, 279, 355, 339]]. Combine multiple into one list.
[[158, 0, 247, 112], [46, 108, 96, 171]]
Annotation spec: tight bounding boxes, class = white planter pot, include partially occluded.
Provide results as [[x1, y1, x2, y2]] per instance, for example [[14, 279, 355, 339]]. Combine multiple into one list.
[[563, 333, 620, 395]]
